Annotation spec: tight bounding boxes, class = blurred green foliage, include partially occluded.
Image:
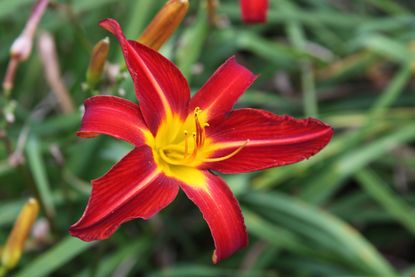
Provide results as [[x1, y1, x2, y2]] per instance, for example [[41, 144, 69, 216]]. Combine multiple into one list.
[[1, 0, 415, 276]]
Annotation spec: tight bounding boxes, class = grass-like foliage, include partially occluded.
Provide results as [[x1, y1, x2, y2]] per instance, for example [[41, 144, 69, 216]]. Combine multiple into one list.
[[1, 0, 414, 276]]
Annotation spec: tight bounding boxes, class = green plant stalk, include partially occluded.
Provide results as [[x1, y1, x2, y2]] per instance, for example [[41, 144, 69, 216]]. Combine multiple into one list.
[[25, 135, 55, 218], [355, 169, 415, 235], [244, 192, 397, 276], [286, 20, 318, 117], [14, 237, 96, 277], [301, 122, 415, 203], [346, 61, 412, 150], [366, 0, 408, 14], [176, 2, 209, 81]]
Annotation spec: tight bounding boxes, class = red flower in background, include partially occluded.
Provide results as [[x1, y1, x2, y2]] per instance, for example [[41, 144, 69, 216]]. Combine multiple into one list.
[[69, 18, 333, 263], [240, 0, 268, 23]]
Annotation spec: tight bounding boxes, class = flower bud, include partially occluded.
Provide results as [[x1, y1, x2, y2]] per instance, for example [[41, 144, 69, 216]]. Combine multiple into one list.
[[10, 0, 48, 62], [86, 37, 110, 88], [207, 0, 219, 25], [138, 0, 189, 50], [240, 0, 268, 24], [10, 36, 33, 62], [1, 198, 39, 270], [2, 0, 49, 92]]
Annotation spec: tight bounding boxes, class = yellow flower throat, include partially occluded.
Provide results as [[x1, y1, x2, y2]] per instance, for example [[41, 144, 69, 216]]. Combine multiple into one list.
[[148, 107, 247, 170]]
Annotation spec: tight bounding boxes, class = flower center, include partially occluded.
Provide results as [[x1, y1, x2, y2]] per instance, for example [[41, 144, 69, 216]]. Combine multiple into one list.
[[157, 107, 248, 167]]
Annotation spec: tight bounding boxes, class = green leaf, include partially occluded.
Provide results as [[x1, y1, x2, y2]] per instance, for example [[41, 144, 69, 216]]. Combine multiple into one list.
[[14, 237, 96, 277], [25, 135, 55, 218], [176, 3, 209, 81], [244, 192, 397, 276], [355, 169, 415, 235]]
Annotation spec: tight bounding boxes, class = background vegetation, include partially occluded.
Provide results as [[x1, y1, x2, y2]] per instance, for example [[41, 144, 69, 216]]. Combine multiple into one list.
[[1, 0, 415, 276]]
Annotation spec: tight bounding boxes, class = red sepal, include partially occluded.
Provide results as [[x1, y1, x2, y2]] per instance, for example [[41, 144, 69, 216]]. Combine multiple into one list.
[[99, 18, 190, 134], [240, 0, 268, 23], [180, 172, 248, 263], [206, 108, 333, 173], [77, 96, 147, 147], [189, 56, 256, 120], [70, 146, 179, 241]]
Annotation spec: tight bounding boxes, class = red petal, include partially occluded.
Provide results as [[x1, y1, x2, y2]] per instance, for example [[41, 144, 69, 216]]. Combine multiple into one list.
[[69, 146, 179, 241], [205, 108, 333, 173], [240, 0, 268, 23], [189, 56, 256, 120], [77, 96, 148, 147], [99, 18, 190, 133], [179, 172, 248, 263]]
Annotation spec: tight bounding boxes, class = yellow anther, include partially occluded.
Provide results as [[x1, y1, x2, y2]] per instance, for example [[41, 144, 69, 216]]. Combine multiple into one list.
[[194, 107, 202, 114]]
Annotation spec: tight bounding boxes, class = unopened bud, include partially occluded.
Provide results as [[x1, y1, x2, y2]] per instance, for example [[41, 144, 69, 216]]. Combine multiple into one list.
[[138, 0, 189, 50], [9, 0, 48, 62], [86, 37, 110, 88], [10, 36, 33, 62], [1, 198, 39, 270], [207, 0, 219, 25], [240, 0, 268, 24], [2, 0, 49, 92]]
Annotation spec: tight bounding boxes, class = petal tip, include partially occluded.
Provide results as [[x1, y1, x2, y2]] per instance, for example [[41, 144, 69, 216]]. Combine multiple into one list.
[[68, 224, 94, 242], [68, 220, 115, 242], [212, 251, 218, 264], [99, 18, 116, 29], [226, 56, 257, 80], [99, 18, 123, 37]]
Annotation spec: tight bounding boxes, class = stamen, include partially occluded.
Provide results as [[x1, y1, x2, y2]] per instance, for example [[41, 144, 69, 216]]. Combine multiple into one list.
[[191, 132, 198, 158], [201, 123, 209, 146], [194, 108, 204, 148], [204, 140, 249, 162]]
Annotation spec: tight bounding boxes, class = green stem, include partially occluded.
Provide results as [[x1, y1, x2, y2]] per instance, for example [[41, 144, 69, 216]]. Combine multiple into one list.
[[286, 16, 318, 117]]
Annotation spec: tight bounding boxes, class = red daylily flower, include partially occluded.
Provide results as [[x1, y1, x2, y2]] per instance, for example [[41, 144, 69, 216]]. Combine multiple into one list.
[[240, 0, 268, 23], [69, 18, 333, 263]]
